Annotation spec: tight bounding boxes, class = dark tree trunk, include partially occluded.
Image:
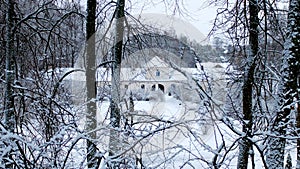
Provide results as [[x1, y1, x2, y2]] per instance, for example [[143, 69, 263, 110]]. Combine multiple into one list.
[[85, 0, 98, 168], [237, 0, 259, 168], [287, 0, 300, 168], [4, 0, 15, 168], [4, 0, 15, 132], [267, 0, 300, 168]]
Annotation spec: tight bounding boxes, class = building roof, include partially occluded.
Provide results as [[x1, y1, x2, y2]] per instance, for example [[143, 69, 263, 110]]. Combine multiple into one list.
[[143, 56, 169, 68]]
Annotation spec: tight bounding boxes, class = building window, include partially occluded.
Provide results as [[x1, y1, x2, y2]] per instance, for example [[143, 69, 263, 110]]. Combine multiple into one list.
[[141, 84, 145, 89], [156, 70, 160, 76]]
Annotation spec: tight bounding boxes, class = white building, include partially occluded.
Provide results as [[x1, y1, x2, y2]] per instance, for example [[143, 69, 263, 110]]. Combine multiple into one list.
[[65, 53, 229, 106]]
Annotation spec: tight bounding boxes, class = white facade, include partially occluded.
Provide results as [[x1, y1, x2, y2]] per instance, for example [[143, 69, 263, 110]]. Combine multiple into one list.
[[93, 56, 228, 103]]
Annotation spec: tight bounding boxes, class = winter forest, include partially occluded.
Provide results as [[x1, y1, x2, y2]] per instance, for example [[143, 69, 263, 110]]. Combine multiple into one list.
[[1, 0, 300, 168]]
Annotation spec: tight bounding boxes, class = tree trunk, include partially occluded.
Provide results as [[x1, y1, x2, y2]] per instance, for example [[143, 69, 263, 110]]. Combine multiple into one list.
[[288, 0, 300, 168], [109, 0, 125, 159], [85, 0, 98, 168], [267, 0, 300, 168], [4, 0, 15, 168], [4, 0, 15, 132], [237, 0, 259, 168]]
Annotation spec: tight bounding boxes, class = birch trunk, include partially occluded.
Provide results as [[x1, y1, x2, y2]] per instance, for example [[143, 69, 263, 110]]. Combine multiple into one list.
[[109, 0, 125, 158]]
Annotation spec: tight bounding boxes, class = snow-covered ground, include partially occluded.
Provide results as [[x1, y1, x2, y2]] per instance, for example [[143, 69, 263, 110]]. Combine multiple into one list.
[[94, 94, 270, 168], [63, 87, 298, 168]]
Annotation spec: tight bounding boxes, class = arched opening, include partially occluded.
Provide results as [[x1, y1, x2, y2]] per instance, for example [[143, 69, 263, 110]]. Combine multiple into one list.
[[151, 85, 156, 91], [158, 84, 165, 93]]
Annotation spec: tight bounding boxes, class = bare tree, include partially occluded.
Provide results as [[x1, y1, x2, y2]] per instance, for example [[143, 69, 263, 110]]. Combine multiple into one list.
[[1, 0, 87, 168]]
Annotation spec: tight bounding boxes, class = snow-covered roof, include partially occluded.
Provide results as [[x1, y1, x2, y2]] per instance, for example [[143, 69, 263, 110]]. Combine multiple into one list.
[[143, 56, 169, 68]]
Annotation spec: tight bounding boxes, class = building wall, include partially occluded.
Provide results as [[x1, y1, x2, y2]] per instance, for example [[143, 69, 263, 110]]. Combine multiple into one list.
[[64, 62, 228, 105]]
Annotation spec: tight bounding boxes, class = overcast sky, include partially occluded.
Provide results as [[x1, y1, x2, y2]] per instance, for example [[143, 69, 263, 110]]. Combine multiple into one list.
[[78, 0, 219, 43], [130, 0, 219, 38]]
